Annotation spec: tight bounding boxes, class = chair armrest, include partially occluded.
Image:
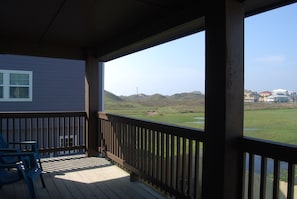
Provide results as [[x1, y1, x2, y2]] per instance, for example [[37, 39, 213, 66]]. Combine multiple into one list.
[[7, 141, 38, 152], [0, 151, 36, 157], [8, 141, 37, 145], [0, 152, 38, 168], [0, 163, 21, 168], [0, 148, 19, 152]]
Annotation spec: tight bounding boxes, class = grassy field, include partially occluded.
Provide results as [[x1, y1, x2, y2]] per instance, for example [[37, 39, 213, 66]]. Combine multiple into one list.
[[107, 109, 297, 145], [104, 91, 297, 145], [244, 108, 297, 144]]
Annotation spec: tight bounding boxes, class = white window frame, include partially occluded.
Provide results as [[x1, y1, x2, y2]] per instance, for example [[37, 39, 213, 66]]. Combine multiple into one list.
[[0, 70, 33, 102], [60, 135, 77, 147]]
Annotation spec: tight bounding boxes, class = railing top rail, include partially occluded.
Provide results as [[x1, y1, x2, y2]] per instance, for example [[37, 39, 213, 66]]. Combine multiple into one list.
[[0, 111, 87, 118], [98, 112, 205, 141], [240, 136, 297, 164]]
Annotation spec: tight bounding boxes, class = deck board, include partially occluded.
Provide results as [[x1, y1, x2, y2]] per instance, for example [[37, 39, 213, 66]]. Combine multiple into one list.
[[0, 155, 167, 199]]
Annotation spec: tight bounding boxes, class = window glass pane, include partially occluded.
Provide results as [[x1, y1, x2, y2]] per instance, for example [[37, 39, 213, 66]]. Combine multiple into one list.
[[0, 87, 3, 98], [0, 73, 3, 98], [0, 73, 3, 84], [10, 73, 29, 85], [10, 87, 29, 98]]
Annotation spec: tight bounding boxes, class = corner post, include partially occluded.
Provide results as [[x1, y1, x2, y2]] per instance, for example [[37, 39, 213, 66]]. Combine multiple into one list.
[[85, 51, 101, 156], [202, 0, 244, 198]]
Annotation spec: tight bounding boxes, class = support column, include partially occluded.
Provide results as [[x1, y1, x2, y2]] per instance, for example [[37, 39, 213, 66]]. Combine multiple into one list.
[[202, 0, 244, 199], [98, 62, 104, 112], [85, 51, 101, 157]]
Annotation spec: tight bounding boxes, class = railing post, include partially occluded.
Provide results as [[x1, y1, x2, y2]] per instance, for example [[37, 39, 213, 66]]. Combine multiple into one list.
[[202, 0, 244, 198], [85, 51, 101, 157]]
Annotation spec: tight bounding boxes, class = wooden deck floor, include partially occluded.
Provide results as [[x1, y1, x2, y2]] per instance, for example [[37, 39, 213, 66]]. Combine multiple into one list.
[[0, 155, 167, 199]]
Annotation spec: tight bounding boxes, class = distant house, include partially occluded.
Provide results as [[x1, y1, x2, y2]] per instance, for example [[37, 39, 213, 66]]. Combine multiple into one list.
[[266, 89, 289, 103], [258, 91, 272, 102], [244, 90, 259, 103], [272, 88, 288, 96], [266, 93, 289, 103], [0, 55, 85, 111]]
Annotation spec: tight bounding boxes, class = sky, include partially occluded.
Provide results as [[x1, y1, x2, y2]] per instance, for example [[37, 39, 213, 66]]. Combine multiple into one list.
[[105, 3, 297, 96]]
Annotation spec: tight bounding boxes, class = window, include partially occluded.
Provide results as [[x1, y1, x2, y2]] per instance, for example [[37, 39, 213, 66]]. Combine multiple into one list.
[[0, 70, 32, 101], [60, 137, 74, 147], [59, 135, 77, 155], [0, 73, 3, 98]]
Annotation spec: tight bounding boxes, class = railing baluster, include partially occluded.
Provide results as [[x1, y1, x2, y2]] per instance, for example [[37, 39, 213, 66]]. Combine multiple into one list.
[[132, 124, 136, 168], [260, 156, 267, 199], [152, 130, 156, 180], [194, 141, 200, 199], [78, 116, 81, 150], [12, 118, 15, 142], [5, 118, 7, 138], [165, 132, 169, 188], [156, 131, 160, 182], [273, 159, 280, 199], [176, 135, 180, 192], [160, 131, 164, 185], [181, 137, 186, 194], [18, 118, 21, 143], [46, 117, 50, 155], [170, 134, 175, 191], [248, 153, 255, 199], [140, 127, 144, 171], [287, 163, 295, 199], [122, 123, 127, 163], [144, 128, 148, 176], [148, 129, 152, 177]]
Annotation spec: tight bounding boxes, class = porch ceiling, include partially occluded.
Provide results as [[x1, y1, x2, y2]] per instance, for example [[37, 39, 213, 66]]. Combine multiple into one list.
[[0, 0, 296, 61]]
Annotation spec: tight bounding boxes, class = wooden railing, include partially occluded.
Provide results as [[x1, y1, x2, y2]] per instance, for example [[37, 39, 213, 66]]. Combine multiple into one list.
[[98, 112, 205, 199], [240, 137, 297, 199], [0, 112, 87, 157], [99, 113, 297, 199], [3, 111, 292, 198]]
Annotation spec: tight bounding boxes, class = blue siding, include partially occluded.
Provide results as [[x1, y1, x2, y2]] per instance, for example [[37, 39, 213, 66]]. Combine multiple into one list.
[[0, 55, 85, 111]]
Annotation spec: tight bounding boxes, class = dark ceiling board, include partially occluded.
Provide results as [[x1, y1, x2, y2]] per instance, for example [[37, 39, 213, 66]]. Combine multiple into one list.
[[0, 0, 296, 61], [245, 0, 297, 17], [95, 3, 204, 60], [97, 18, 205, 62]]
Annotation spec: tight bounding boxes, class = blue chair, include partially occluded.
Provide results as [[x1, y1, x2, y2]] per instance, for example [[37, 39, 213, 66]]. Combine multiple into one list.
[[0, 134, 45, 188], [0, 152, 44, 199], [0, 134, 43, 167]]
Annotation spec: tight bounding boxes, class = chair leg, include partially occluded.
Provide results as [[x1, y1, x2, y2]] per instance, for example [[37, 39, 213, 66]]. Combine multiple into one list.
[[40, 173, 46, 188], [23, 175, 37, 199], [27, 179, 37, 199], [38, 159, 43, 170]]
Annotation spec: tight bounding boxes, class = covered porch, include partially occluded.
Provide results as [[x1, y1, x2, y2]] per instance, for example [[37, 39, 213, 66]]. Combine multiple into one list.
[[0, 112, 296, 198], [0, 0, 297, 199]]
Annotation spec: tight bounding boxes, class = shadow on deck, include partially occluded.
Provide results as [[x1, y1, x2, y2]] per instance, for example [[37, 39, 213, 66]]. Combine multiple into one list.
[[0, 155, 167, 199]]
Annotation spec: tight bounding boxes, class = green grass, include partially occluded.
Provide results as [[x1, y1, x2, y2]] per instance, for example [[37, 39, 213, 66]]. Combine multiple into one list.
[[244, 108, 297, 144], [105, 99, 297, 145]]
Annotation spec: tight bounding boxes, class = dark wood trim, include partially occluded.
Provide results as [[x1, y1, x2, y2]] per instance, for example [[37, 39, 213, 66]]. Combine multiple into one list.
[[85, 52, 99, 156], [202, 0, 245, 198], [240, 137, 297, 164]]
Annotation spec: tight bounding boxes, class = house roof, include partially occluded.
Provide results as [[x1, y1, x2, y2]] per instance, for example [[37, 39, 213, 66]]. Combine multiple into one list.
[[0, 0, 296, 61]]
